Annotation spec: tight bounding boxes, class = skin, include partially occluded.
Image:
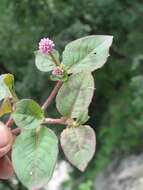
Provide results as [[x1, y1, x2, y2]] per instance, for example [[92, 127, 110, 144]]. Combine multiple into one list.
[[0, 121, 15, 179], [0, 121, 14, 158], [0, 155, 14, 179], [0, 122, 11, 147]]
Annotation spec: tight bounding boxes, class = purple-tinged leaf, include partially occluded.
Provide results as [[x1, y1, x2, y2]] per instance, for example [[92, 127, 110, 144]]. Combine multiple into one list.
[[61, 125, 96, 171]]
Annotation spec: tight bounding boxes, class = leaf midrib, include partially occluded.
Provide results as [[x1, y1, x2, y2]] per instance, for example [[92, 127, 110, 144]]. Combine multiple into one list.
[[68, 74, 87, 118]]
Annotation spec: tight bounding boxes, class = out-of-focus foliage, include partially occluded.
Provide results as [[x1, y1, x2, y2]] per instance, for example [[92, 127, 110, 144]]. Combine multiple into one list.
[[0, 0, 143, 189]]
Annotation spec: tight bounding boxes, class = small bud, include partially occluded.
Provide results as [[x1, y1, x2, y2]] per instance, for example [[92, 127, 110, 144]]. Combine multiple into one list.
[[52, 67, 63, 76], [39, 38, 55, 54]]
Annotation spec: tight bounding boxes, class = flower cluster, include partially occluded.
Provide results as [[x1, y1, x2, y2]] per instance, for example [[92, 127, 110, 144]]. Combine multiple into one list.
[[39, 38, 55, 54]]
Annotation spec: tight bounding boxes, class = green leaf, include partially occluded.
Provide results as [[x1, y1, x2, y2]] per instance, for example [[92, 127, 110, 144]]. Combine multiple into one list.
[[3, 74, 14, 90], [0, 74, 15, 101], [56, 72, 94, 118], [0, 98, 12, 117], [35, 50, 60, 72], [62, 35, 113, 73], [12, 99, 44, 129], [76, 111, 90, 125], [12, 127, 58, 189], [61, 125, 96, 171]]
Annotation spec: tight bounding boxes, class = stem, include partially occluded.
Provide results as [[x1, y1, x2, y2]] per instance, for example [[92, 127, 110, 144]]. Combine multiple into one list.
[[12, 127, 21, 135], [42, 81, 62, 110], [6, 116, 21, 135], [49, 52, 60, 66], [43, 118, 67, 125], [5, 117, 13, 128]]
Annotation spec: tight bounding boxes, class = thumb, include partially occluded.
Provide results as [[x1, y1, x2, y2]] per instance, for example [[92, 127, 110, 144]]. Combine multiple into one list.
[[0, 121, 14, 158]]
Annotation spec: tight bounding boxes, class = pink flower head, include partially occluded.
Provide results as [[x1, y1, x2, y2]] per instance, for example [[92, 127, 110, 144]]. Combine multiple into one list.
[[52, 67, 63, 76], [39, 38, 55, 54]]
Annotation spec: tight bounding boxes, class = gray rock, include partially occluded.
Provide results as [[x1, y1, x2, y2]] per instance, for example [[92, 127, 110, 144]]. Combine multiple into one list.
[[95, 154, 143, 190]]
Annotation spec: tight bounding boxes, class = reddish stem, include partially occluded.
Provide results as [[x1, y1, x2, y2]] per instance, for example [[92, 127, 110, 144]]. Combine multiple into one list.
[[42, 81, 62, 110], [43, 118, 67, 125], [12, 128, 21, 135], [5, 117, 14, 128]]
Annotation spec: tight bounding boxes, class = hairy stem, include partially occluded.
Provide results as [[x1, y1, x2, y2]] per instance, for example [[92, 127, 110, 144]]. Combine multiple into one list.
[[43, 118, 67, 125], [42, 81, 62, 110]]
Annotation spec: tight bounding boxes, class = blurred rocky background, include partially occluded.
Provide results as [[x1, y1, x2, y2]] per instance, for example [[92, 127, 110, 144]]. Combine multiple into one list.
[[0, 0, 143, 189], [95, 154, 143, 190]]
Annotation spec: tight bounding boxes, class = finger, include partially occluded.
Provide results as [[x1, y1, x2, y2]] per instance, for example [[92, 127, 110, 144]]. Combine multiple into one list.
[[0, 122, 14, 158], [0, 155, 14, 179]]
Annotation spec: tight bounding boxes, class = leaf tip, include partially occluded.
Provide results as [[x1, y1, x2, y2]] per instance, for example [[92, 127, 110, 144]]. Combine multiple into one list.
[[78, 166, 86, 172]]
